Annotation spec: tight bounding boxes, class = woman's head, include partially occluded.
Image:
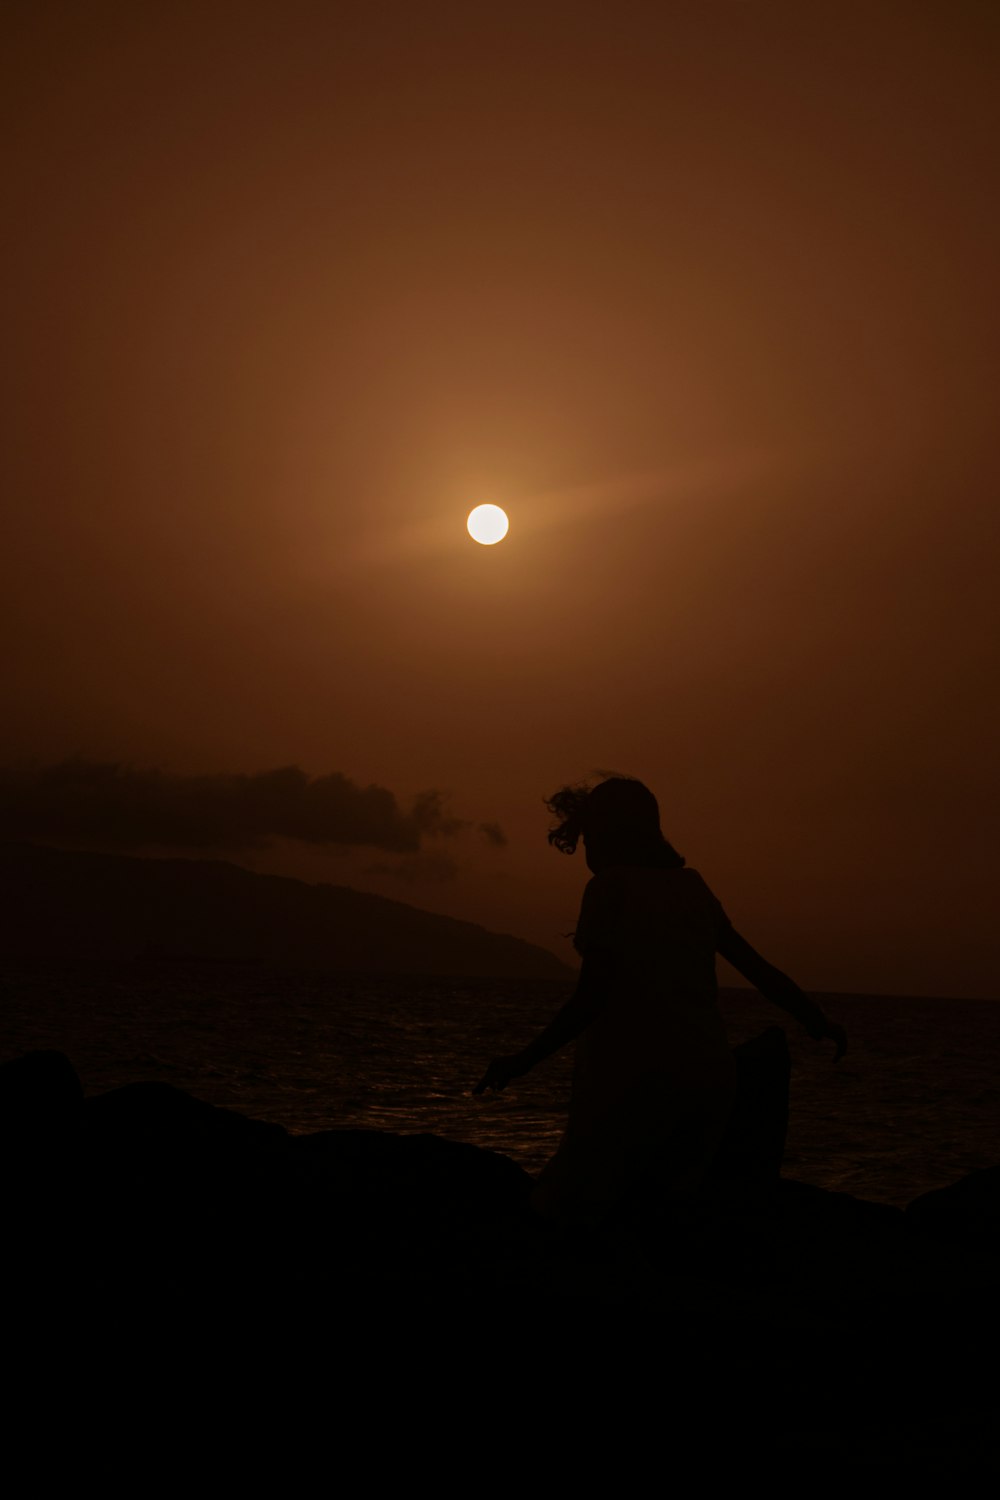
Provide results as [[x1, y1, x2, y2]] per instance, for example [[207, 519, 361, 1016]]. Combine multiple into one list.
[[544, 775, 685, 873]]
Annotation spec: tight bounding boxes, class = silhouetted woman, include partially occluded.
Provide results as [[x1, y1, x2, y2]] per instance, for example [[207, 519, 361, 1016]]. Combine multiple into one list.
[[475, 776, 846, 1228]]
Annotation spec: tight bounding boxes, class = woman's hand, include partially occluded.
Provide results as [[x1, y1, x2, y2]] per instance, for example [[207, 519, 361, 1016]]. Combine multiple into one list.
[[473, 1052, 530, 1095], [814, 1016, 848, 1062]]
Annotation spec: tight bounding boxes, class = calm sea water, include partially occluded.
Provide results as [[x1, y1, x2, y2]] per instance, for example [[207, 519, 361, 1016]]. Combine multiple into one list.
[[3, 960, 999, 1208]]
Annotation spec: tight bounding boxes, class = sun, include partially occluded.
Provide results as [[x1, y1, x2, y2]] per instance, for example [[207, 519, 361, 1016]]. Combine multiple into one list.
[[467, 504, 509, 545]]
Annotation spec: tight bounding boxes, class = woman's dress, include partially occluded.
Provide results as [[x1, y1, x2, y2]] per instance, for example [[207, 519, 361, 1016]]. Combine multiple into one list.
[[530, 864, 738, 1226]]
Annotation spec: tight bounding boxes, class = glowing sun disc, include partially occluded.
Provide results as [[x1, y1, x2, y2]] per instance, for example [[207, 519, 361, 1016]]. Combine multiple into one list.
[[467, 504, 509, 545]]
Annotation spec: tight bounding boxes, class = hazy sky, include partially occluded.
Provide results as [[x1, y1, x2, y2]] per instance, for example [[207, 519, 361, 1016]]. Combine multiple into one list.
[[3, 2, 998, 996]]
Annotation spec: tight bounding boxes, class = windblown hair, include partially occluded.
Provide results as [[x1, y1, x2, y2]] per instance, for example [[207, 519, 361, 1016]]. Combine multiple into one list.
[[544, 774, 685, 868], [545, 781, 598, 856]]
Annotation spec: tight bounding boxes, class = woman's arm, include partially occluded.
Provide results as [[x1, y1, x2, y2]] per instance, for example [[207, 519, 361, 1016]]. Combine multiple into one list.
[[473, 952, 614, 1094], [717, 927, 847, 1060]]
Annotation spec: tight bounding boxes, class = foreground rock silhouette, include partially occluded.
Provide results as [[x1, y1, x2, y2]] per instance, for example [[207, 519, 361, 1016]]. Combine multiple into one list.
[[3, 1039, 997, 1473]]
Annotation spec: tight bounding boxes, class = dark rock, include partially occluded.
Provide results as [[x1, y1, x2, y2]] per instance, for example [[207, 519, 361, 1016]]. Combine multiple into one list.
[[906, 1164, 1000, 1252], [2, 1043, 995, 1475], [84, 1079, 287, 1155], [2, 1049, 996, 1356], [80, 1081, 288, 1202], [638, 1173, 909, 1313], [48, 1084, 295, 1292], [268, 1130, 538, 1311], [0, 1049, 83, 1133], [285, 1128, 532, 1220], [0, 1049, 84, 1182], [770, 1175, 906, 1232]]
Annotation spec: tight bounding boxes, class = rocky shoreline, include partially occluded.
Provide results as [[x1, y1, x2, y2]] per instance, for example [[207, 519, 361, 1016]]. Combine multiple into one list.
[[4, 1036, 997, 1472]]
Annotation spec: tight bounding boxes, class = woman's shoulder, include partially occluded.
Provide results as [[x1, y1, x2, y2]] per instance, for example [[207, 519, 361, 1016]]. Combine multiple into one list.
[[679, 868, 732, 926], [579, 867, 628, 908], [678, 866, 721, 898], [575, 869, 629, 953]]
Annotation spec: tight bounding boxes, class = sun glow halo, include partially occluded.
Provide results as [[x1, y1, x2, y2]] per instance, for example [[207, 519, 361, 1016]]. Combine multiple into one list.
[[467, 504, 509, 545]]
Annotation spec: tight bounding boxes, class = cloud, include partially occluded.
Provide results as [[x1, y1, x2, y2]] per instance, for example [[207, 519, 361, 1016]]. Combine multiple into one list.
[[409, 788, 470, 839], [0, 759, 480, 855], [478, 821, 508, 847]]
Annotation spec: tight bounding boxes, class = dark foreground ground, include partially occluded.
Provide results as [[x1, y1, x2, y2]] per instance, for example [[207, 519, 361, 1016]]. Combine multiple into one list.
[[5, 1035, 998, 1478]]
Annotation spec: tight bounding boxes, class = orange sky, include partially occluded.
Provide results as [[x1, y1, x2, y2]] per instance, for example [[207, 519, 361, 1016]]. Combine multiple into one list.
[[3, 3, 998, 996]]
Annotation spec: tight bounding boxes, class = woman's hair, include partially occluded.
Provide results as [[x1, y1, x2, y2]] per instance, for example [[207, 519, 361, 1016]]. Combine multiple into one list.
[[544, 774, 685, 868]]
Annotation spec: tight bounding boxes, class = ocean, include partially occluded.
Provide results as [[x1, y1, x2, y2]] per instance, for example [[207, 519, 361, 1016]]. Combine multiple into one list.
[[3, 960, 999, 1208]]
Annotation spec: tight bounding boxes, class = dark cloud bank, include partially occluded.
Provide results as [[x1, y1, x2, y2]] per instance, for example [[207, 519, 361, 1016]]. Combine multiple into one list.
[[0, 759, 504, 857]]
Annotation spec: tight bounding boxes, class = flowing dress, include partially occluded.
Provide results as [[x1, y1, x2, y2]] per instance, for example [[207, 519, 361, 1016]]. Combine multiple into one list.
[[530, 864, 738, 1226]]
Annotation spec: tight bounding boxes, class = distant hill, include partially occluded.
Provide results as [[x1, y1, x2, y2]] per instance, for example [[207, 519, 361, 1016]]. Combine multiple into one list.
[[0, 843, 574, 980]]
